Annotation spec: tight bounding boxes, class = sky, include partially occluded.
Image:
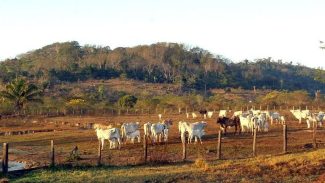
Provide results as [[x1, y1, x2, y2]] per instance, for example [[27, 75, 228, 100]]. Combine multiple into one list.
[[0, 0, 325, 68]]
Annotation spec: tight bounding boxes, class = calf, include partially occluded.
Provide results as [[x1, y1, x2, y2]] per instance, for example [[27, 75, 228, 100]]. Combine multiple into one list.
[[216, 116, 241, 135]]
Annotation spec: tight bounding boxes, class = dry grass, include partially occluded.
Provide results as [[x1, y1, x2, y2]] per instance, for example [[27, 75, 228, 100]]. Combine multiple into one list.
[[4, 149, 325, 182]]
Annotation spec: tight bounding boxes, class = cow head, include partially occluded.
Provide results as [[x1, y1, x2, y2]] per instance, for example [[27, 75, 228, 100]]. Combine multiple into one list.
[[163, 119, 173, 126], [216, 117, 226, 124]]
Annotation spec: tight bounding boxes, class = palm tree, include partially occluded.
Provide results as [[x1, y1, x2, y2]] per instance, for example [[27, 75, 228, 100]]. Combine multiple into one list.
[[0, 78, 42, 111]]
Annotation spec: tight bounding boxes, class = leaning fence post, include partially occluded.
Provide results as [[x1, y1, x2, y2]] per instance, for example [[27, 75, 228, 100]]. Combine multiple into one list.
[[97, 141, 102, 166], [50, 140, 55, 167], [143, 134, 148, 163], [283, 125, 287, 154], [313, 120, 317, 148], [182, 133, 187, 161], [253, 128, 257, 157], [2, 143, 8, 174], [217, 130, 222, 159]]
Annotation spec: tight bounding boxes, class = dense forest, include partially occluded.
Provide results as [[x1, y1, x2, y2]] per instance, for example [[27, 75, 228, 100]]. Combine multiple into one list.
[[0, 41, 324, 93]]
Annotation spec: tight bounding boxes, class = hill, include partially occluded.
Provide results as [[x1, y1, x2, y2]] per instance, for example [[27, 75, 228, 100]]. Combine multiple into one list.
[[0, 41, 324, 93]]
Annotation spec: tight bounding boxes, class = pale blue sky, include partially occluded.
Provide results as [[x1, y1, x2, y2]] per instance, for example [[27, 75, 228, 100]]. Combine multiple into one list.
[[0, 0, 325, 68]]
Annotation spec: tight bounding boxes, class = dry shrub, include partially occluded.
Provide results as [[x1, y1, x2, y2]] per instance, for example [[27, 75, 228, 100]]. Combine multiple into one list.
[[194, 157, 209, 171], [149, 145, 170, 165], [314, 173, 325, 183]]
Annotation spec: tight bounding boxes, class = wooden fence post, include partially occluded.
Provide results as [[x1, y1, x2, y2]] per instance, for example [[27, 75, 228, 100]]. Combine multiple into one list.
[[253, 128, 257, 157], [143, 135, 148, 164], [182, 133, 187, 161], [313, 120, 317, 148], [50, 140, 55, 167], [97, 141, 102, 166], [2, 143, 8, 174], [283, 125, 287, 154], [217, 130, 222, 160]]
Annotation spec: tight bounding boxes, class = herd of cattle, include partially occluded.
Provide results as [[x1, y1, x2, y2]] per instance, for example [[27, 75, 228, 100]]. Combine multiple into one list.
[[94, 109, 325, 150]]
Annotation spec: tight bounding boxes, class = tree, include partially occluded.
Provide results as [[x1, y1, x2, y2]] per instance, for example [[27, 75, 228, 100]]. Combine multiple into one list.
[[118, 95, 138, 109], [0, 78, 42, 111]]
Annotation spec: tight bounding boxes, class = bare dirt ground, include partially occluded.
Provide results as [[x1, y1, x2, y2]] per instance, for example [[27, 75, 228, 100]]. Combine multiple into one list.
[[0, 112, 324, 169]]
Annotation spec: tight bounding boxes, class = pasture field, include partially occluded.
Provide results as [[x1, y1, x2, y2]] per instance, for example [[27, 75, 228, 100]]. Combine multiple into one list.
[[1, 111, 325, 182]]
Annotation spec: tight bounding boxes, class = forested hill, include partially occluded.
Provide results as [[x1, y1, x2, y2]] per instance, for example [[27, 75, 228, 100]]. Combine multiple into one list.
[[0, 41, 324, 93]]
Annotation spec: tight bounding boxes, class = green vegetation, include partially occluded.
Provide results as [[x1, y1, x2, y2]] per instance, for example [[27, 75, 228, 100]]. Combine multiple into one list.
[[6, 149, 325, 182], [118, 95, 138, 109], [0, 78, 42, 111], [0, 41, 324, 115], [0, 41, 324, 92]]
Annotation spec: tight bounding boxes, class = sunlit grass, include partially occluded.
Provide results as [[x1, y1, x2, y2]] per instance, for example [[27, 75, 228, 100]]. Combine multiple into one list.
[[6, 148, 325, 183]]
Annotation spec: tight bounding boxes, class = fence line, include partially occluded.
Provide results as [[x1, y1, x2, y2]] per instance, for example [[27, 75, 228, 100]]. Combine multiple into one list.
[[1, 123, 321, 173], [1, 105, 324, 119]]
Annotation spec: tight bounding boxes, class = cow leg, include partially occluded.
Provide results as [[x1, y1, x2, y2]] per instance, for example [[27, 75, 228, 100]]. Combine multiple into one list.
[[101, 139, 105, 150], [234, 125, 237, 135], [117, 138, 121, 149], [188, 134, 192, 144], [306, 120, 310, 129], [138, 135, 141, 143]]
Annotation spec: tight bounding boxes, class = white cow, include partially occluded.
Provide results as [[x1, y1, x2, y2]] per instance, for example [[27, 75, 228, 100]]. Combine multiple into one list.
[[219, 110, 227, 117], [192, 112, 198, 119], [250, 109, 261, 116], [269, 112, 281, 125], [232, 111, 243, 117], [178, 121, 190, 143], [151, 119, 173, 143], [121, 122, 140, 144], [143, 122, 152, 137], [240, 114, 252, 133], [253, 113, 269, 132], [188, 121, 207, 144], [95, 125, 121, 150], [179, 121, 207, 144], [207, 111, 214, 118], [308, 112, 325, 127], [290, 110, 310, 124], [306, 116, 316, 129], [280, 116, 286, 125]]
